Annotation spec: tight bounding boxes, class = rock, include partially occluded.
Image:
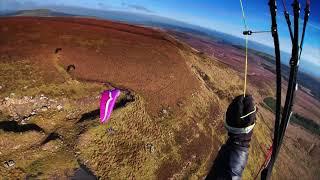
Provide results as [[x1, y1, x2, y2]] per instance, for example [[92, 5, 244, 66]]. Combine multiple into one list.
[[66, 112, 78, 120], [8, 160, 15, 167], [10, 93, 15, 97], [107, 127, 116, 134], [126, 94, 135, 101], [23, 96, 30, 101], [145, 143, 155, 153], [4, 97, 9, 101], [23, 86, 28, 89], [36, 99, 49, 108], [3, 160, 15, 168], [162, 109, 168, 115], [49, 99, 56, 103], [20, 119, 28, 125], [177, 101, 183, 107], [3, 162, 8, 168], [41, 106, 48, 112], [0, 86, 2, 90], [57, 105, 63, 111], [13, 145, 21, 150], [15, 103, 33, 117]]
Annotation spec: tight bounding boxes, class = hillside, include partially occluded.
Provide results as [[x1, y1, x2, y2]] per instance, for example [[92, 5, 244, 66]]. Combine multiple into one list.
[[0, 17, 319, 179]]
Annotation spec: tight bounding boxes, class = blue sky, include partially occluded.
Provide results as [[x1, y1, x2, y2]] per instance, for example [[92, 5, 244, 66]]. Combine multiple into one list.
[[1, 0, 320, 76]]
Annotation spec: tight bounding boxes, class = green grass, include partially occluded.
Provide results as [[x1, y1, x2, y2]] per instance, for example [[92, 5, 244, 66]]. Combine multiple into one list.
[[263, 97, 320, 136]]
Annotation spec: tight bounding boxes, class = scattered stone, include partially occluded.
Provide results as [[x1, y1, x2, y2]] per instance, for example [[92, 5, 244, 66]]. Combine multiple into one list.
[[162, 109, 168, 115], [13, 145, 21, 150], [177, 101, 183, 107], [145, 143, 155, 153], [107, 127, 116, 134], [126, 94, 135, 102], [8, 160, 15, 167], [49, 99, 57, 103], [57, 105, 63, 111], [3, 160, 15, 168], [15, 103, 33, 117], [66, 112, 79, 120], [40, 95, 47, 100], [20, 119, 28, 125], [23, 96, 29, 100], [41, 106, 48, 112]]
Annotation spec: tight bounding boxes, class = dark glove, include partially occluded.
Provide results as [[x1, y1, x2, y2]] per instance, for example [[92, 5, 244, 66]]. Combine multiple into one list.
[[206, 95, 256, 179], [225, 94, 256, 147]]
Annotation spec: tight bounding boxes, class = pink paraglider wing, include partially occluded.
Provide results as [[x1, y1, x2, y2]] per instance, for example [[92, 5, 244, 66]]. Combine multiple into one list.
[[100, 89, 121, 123]]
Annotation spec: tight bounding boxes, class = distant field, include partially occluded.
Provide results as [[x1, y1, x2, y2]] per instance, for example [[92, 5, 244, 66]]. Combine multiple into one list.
[[263, 97, 320, 136]]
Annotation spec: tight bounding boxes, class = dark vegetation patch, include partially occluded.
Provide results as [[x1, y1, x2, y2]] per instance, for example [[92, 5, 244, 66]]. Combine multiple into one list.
[[41, 132, 62, 145], [55, 48, 62, 54], [67, 64, 76, 73], [0, 121, 44, 133], [263, 97, 320, 135]]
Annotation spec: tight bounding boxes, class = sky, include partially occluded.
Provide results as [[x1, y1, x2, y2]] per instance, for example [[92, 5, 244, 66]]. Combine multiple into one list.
[[1, 0, 320, 76]]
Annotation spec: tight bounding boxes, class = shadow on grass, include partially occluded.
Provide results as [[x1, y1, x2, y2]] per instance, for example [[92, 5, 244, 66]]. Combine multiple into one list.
[[0, 121, 43, 133], [40, 132, 62, 145], [71, 159, 98, 180]]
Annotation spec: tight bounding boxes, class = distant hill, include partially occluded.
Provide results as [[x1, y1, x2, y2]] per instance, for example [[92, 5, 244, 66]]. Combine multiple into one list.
[[247, 47, 320, 100], [0, 9, 75, 17]]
